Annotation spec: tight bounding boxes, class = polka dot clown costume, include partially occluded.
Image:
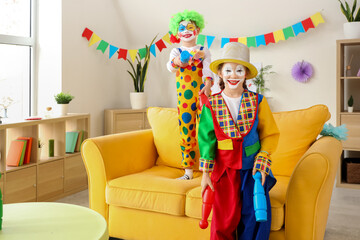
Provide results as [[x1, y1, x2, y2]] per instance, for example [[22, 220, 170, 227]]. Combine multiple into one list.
[[167, 10, 214, 179]]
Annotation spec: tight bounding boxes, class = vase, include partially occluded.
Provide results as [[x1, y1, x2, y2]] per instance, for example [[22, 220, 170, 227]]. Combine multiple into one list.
[[348, 106, 354, 113], [344, 22, 360, 39], [38, 148, 42, 160], [58, 104, 69, 116], [130, 92, 147, 109]]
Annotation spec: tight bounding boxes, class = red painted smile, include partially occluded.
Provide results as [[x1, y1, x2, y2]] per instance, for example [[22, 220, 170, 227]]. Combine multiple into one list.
[[227, 79, 240, 85]]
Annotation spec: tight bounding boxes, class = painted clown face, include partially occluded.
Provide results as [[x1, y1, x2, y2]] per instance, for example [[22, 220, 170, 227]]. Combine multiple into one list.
[[220, 63, 247, 90], [177, 21, 198, 42]]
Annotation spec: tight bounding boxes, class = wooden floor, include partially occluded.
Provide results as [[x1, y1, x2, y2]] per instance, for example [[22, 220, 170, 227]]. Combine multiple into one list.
[[57, 185, 360, 239]]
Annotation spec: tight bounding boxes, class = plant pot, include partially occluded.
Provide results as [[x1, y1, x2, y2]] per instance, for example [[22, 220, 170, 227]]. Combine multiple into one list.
[[344, 22, 360, 39], [348, 106, 354, 112], [130, 92, 147, 109], [58, 104, 69, 116], [38, 148, 42, 160]]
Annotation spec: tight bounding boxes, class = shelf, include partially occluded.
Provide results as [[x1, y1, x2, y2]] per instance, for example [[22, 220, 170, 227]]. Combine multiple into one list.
[[6, 162, 37, 173], [340, 77, 360, 80], [66, 152, 81, 157], [340, 111, 360, 115], [39, 156, 65, 164], [336, 182, 360, 190]]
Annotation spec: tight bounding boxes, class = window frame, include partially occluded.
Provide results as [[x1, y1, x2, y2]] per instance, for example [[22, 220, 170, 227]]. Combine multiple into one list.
[[0, 0, 37, 117]]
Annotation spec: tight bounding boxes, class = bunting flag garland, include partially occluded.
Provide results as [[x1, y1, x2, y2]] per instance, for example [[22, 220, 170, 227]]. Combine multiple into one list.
[[206, 35, 215, 49], [82, 12, 325, 60], [128, 49, 138, 62], [109, 45, 119, 59], [150, 44, 156, 57], [82, 28, 93, 40], [118, 49, 127, 60], [155, 39, 167, 52]]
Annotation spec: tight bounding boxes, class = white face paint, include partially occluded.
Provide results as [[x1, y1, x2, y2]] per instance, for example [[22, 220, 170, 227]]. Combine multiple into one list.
[[221, 63, 246, 90], [178, 21, 197, 42]]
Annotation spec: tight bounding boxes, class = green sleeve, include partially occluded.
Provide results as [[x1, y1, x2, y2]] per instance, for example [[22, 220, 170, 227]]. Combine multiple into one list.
[[198, 105, 217, 172]]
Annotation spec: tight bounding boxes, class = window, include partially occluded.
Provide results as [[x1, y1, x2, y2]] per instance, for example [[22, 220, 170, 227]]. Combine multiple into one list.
[[0, 0, 35, 120]]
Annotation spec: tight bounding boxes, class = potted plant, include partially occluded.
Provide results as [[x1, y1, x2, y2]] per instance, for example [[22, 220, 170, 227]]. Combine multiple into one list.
[[54, 92, 74, 116], [126, 36, 157, 109], [38, 139, 45, 159], [252, 65, 275, 94], [348, 95, 354, 112], [338, 0, 360, 38]]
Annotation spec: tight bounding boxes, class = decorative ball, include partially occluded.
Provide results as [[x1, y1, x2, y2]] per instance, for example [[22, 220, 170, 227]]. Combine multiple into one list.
[[291, 61, 313, 83]]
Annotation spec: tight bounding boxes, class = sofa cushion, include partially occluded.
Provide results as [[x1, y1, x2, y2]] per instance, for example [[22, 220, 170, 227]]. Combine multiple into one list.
[[271, 105, 330, 176], [147, 107, 200, 170], [106, 165, 202, 216], [185, 176, 289, 231]]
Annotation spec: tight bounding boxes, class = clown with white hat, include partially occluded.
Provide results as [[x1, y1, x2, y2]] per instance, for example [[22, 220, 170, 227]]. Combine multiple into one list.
[[198, 42, 279, 240]]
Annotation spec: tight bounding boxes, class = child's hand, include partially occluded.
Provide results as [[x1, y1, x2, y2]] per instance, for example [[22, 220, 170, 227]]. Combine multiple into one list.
[[252, 169, 266, 186], [199, 80, 212, 97], [201, 172, 214, 196], [174, 56, 189, 68]]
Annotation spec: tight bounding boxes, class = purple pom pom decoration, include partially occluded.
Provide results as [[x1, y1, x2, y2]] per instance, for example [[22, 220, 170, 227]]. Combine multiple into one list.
[[291, 61, 313, 83]]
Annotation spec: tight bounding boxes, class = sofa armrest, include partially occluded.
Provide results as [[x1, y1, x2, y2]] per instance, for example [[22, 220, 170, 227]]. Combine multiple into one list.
[[81, 129, 158, 220], [284, 136, 342, 240]]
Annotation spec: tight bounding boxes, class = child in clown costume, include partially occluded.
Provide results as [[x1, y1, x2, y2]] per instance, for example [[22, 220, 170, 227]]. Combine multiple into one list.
[[167, 10, 213, 180], [199, 42, 280, 240]]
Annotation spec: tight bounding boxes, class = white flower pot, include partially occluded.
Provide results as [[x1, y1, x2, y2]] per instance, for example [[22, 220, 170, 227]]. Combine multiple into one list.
[[58, 104, 69, 116], [38, 148, 42, 160], [130, 92, 147, 109], [348, 106, 354, 113], [344, 22, 360, 39]]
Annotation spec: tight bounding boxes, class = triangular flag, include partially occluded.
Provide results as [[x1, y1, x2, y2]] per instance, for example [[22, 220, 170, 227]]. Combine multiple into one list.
[[82, 28, 93, 41], [264, 33, 275, 45], [247, 37, 256, 47], [230, 38, 238, 42], [118, 48, 128, 60], [273, 30, 285, 42], [310, 12, 325, 27], [96, 40, 109, 53], [138, 48, 147, 59], [150, 44, 156, 57], [162, 33, 172, 45], [238, 37, 247, 45], [89, 33, 101, 47], [206, 36, 215, 49], [292, 22, 305, 36], [155, 39, 167, 52], [221, 38, 230, 48], [128, 49, 138, 62], [109, 45, 119, 59], [255, 35, 266, 47], [197, 34, 206, 46], [283, 26, 295, 40], [302, 18, 315, 32]]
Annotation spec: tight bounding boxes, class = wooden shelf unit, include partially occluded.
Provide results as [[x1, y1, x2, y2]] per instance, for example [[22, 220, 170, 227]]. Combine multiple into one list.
[[104, 109, 150, 135], [336, 39, 360, 189], [0, 113, 90, 203]]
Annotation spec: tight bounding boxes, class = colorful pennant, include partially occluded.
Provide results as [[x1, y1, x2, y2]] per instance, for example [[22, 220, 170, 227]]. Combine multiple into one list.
[[82, 12, 325, 60]]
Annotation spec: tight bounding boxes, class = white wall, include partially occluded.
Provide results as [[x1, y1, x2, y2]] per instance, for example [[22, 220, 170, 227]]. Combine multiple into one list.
[[61, 0, 346, 137]]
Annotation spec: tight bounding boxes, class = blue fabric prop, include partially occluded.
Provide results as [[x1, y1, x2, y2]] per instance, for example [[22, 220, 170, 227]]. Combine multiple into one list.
[[320, 123, 348, 141]]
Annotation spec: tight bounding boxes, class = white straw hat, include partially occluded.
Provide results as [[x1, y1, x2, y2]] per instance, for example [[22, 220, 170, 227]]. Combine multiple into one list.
[[210, 42, 258, 79]]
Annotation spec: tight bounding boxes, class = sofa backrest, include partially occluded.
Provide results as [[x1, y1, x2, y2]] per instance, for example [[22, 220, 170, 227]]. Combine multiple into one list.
[[147, 105, 330, 175], [271, 104, 330, 177]]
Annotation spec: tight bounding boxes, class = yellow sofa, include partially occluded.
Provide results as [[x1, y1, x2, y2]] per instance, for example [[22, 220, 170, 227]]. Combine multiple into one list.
[[81, 105, 342, 240]]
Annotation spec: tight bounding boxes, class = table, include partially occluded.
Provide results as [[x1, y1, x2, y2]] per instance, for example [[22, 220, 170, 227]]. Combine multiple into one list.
[[0, 202, 108, 240]]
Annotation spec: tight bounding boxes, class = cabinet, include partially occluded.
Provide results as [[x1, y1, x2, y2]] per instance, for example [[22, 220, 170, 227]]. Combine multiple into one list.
[[0, 113, 90, 203], [336, 39, 360, 189], [104, 109, 150, 135]]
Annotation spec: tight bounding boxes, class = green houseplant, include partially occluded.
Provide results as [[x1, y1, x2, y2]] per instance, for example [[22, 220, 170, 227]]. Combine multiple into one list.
[[338, 0, 360, 38], [127, 36, 157, 109], [54, 92, 74, 116], [252, 65, 275, 94], [348, 95, 354, 112]]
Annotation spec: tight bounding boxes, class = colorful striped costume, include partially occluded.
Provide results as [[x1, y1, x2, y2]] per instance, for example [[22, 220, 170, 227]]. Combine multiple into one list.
[[198, 90, 279, 240]]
